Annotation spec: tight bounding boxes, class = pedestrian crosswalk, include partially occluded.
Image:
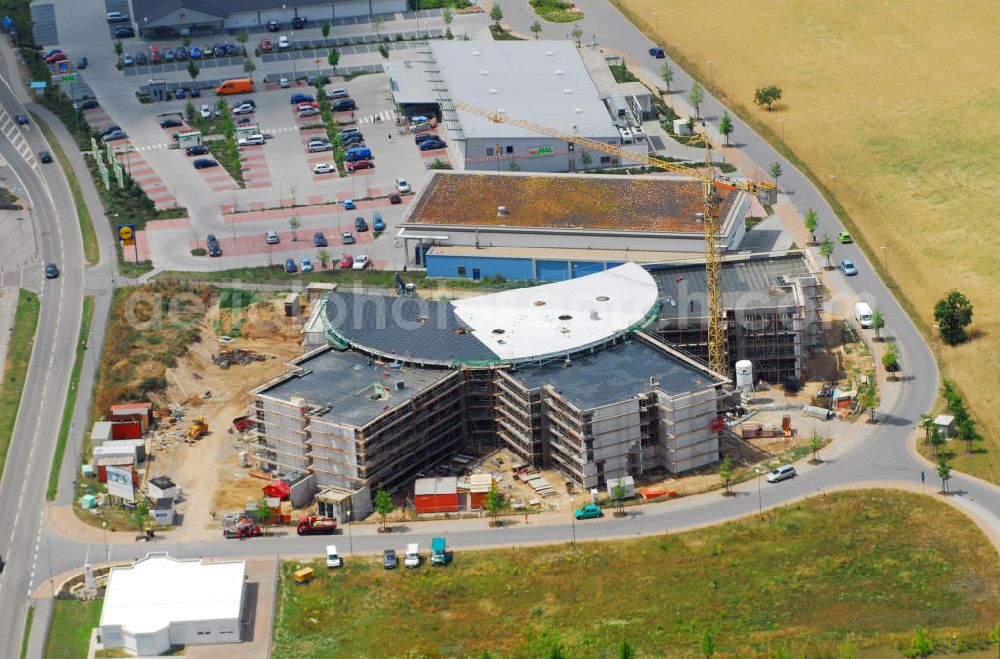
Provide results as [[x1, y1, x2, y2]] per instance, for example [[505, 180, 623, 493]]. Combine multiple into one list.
[[357, 110, 396, 125], [132, 124, 303, 152]]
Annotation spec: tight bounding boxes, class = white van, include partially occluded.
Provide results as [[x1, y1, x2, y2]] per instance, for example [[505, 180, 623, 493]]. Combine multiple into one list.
[[325, 544, 342, 568], [325, 87, 349, 100], [854, 302, 874, 328], [237, 134, 264, 146], [404, 543, 420, 568]]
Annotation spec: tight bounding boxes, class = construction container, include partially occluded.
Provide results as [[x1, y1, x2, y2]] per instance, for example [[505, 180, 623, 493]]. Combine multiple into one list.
[[293, 567, 315, 584], [414, 477, 459, 514], [148, 475, 178, 501], [80, 494, 98, 509], [91, 421, 113, 449], [284, 294, 302, 317]]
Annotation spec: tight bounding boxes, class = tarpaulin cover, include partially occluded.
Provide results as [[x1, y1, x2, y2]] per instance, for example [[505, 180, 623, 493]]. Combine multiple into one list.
[[263, 480, 291, 499]]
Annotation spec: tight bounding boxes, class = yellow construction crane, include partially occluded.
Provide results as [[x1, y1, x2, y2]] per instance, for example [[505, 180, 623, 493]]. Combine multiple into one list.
[[453, 101, 775, 374]]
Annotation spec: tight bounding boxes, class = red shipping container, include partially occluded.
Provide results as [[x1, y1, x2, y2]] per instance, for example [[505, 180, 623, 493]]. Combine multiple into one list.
[[111, 421, 142, 440]]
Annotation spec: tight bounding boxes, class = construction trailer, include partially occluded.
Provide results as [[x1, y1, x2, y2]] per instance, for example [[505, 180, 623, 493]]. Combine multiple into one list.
[[650, 254, 823, 385]]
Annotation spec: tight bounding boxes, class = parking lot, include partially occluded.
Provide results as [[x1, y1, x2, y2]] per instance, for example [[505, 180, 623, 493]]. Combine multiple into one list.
[[31, 0, 473, 272]]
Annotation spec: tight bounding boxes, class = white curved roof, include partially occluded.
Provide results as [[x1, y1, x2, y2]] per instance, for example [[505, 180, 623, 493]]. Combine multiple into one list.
[[452, 262, 659, 362]]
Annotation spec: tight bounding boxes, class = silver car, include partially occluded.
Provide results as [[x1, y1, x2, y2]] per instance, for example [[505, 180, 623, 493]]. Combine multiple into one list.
[[765, 464, 796, 483]]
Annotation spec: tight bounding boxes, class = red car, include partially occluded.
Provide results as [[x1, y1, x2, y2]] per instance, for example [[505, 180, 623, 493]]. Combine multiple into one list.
[[260, 39, 273, 52], [338, 255, 354, 269], [45, 51, 67, 64], [347, 160, 374, 172], [149, 46, 161, 63], [389, 193, 402, 204]]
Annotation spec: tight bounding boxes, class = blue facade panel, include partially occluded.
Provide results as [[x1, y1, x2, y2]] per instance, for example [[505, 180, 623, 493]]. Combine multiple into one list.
[[570, 261, 605, 278], [536, 260, 569, 282], [425, 254, 534, 281]]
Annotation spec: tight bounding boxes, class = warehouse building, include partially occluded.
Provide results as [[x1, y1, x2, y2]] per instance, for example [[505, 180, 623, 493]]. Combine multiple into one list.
[[130, 0, 406, 37], [650, 253, 823, 384], [398, 171, 752, 277], [99, 553, 245, 656], [253, 264, 728, 514], [385, 40, 648, 172]]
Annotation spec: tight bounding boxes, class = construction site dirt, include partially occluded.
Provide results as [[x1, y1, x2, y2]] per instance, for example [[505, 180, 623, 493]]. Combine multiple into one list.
[[143, 296, 305, 542]]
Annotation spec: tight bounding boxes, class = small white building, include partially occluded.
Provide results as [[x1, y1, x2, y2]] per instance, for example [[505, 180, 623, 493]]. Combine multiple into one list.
[[91, 422, 113, 449], [935, 414, 956, 439], [99, 553, 245, 656], [606, 475, 636, 500], [148, 476, 178, 501]]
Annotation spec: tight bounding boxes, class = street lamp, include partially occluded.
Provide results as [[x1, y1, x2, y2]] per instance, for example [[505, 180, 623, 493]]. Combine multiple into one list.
[[346, 504, 354, 556], [651, 11, 659, 41], [756, 467, 763, 518], [570, 494, 576, 545], [829, 174, 837, 196], [102, 521, 109, 563], [706, 59, 713, 84], [880, 246, 889, 280]]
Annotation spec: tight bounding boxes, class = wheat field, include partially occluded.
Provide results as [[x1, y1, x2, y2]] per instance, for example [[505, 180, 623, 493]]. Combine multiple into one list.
[[614, 0, 1000, 480]]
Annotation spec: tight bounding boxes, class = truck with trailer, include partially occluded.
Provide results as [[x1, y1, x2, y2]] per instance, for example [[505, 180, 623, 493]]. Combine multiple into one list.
[[222, 514, 262, 539], [296, 515, 338, 535]]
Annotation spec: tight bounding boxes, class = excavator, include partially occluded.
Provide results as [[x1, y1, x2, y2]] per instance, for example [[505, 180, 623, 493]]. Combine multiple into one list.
[[187, 416, 208, 439]]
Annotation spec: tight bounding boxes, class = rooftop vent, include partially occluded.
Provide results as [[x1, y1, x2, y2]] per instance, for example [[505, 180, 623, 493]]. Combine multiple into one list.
[[573, 108, 582, 113], [545, 50, 555, 56], [489, 88, 499, 94], [563, 88, 573, 94], [480, 70, 490, 76], [589, 310, 599, 320], [472, 50, 481, 56], [554, 70, 564, 75], [497, 205, 509, 217]]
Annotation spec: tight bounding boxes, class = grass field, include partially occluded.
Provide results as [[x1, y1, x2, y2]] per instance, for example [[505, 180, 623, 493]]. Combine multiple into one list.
[[273, 490, 1000, 657], [44, 598, 102, 659], [47, 296, 94, 500], [613, 0, 1000, 482], [0, 289, 40, 478]]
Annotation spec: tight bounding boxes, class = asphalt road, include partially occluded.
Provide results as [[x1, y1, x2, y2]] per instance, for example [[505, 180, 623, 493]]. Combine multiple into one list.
[[0, 78, 85, 655]]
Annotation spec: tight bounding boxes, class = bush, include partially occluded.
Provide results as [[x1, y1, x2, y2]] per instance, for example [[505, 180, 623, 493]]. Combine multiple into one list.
[[190, 248, 207, 256], [528, 0, 582, 22]]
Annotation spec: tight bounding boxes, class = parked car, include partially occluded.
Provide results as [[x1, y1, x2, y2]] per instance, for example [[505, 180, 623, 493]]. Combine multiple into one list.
[[100, 124, 122, 137], [414, 133, 439, 144], [44, 262, 59, 278], [290, 93, 314, 104], [236, 117, 253, 125], [373, 213, 385, 231], [404, 543, 420, 568], [313, 163, 335, 175], [44, 51, 66, 64], [206, 234, 221, 257], [102, 129, 127, 142], [342, 199, 356, 210], [163, 48, 175, 62], [189, 87, 201, 97], [301, 258, 313, 272], [106, 11, 130, 23], [284, 258, 298, 273], [383, 549, 397, 570], [159, 117, 183, 128], [292, 16, 306, 29], [114, 26, 135, 38], [298, 107, 320, 118], [765, 464, 796, 483], [326, 87, 349, 100], [389, 192, 402, 205], [214, 43, 228, 57], [39, 151, 52, 164], [200, 104, 212, 119], [341, 134, 365, 146], [419, 139, 447, 151], [76, 56, 88, 69], [354, 217, 368, 232], [352, 255, 370, 270], [265, 230, 279, 244], [278, 35, 290, 50], [574, 504, 603, 520], [279, 77, 290, 88], [121, 53, 134, 66], [331, 98, 356, 112], [296, 102, 319, 112], [339, 255, 354, 269], [395, 177, 411, 193], [325, 545, 342, 568], [260, 39, 273, 52], [837, 231, 853, 244], [174, 88, 186, 99], [175, 46, 188, 61], [307, 141, 332, 153], [76, 99, 99, 110], [237, 134, 265, 146], [148, 47, 161, 63], [134, 51, 147, 65], [649, 47, 665, 58], [224, 42, 237, 55], [341, 231, 355, 244], [266, 19, 280, 31], [840, 259, 858, 276], [190, 46, 202, 59], [185, 145, 209, 156], [347, 160, 374, 172], [313, 232, 327, 247], [232, 102, 254, 115], [192, 158, 218, 169], [340, 127, 361, 137]]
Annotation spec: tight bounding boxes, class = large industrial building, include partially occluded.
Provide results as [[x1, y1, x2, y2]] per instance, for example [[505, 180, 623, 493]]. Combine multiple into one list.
[[99, 553, 245, 656], [385, 40, 649, 172], [398, 171, 753, 276], [253, 264, 729, 514], [129, 0, 405, 37]]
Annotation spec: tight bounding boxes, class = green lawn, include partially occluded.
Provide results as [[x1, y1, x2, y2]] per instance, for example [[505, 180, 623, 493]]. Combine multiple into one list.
[[44, 598, 102, 659], [273, 490, 1000, 658], [47, 296, 94, 500], [0, 289, 40, 478]]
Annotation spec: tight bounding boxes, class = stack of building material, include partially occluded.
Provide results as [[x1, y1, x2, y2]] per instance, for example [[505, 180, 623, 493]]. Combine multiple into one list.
[[523, 475, 556, 497]]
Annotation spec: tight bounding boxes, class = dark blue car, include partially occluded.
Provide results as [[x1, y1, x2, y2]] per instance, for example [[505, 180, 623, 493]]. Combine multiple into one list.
[[284, 258, 298, 273], [190, 46, 202, 59], [290, 93, 314, 104]]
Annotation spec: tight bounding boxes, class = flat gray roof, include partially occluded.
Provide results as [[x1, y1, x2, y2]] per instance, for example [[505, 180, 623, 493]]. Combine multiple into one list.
[[508, 338, 716, 410], [650, 254, 812, 318], [415, 41, 619, 140], [261, 348, 453, 427]]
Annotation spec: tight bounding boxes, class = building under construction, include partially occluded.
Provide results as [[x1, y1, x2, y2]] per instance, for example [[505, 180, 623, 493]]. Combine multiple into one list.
[[650, 253, 822, 385], [252, 264, 729, 514]]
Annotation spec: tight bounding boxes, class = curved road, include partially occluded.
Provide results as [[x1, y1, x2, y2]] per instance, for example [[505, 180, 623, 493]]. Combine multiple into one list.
[[2, 3, 999, 655]]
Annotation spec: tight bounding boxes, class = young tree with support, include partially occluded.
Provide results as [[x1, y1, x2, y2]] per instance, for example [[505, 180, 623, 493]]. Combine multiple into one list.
[[611, 478, 627, 516], [375, 488, 394, 532], [490, 2, 504, 27], [256, 498, 271, 535], [809, 428, 823, 464], [936, 455, 951, 493], [571, 25, 583, 47], [689, 81, 704, 118], [289, 215, 301, 241], [321, 20, 331, 44], [719, 111, 733, 146], [769, 161, 782, 188], [871, 308, 885, 340], [316, 248, 331, 269], [819, 234, 835, 269], [485, 483, 504, 527], [718, 455, 734, 496], [929, 425, 944, 458], [803, 207, 817, 242], [882, 342, 898, 380], [660, 61, 674, 92], [530, 21, 542, 39], [919, 414, 934, 446]]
